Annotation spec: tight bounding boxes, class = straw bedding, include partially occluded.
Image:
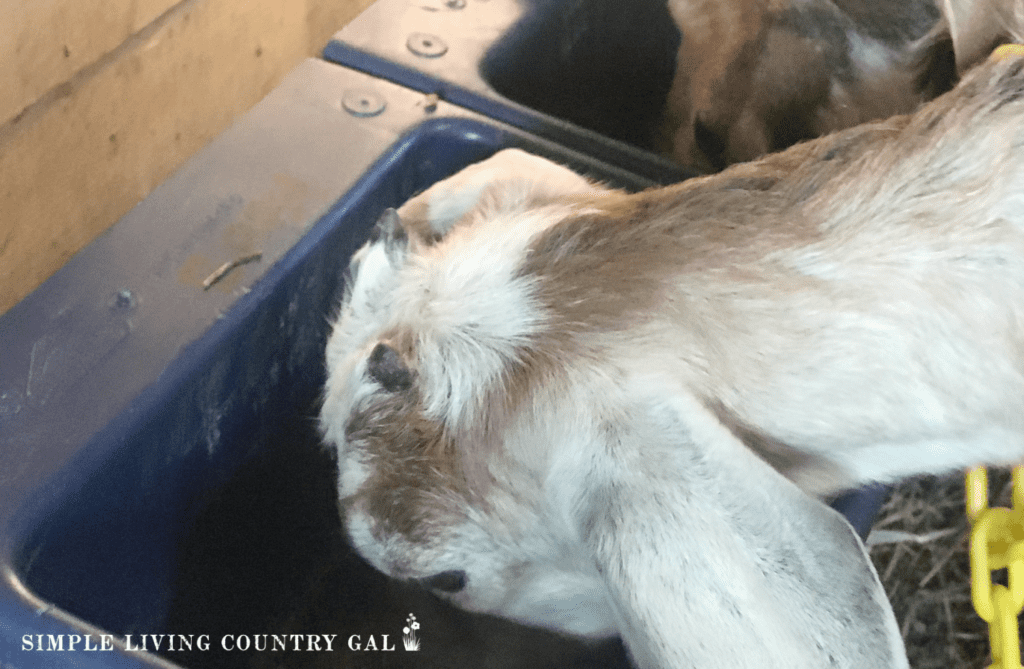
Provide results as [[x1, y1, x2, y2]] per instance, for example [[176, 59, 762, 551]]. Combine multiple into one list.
[[868, 469, 1017, 669]]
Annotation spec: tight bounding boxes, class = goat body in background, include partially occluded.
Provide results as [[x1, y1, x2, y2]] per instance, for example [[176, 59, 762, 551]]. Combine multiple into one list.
[[664, 0, 1023, 170]]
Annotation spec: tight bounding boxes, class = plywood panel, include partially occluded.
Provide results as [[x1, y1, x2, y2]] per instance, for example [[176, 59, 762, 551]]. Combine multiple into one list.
[[0, 0, 310, 314], [307, 0, 377, 54], [0, 0, 184, 126]]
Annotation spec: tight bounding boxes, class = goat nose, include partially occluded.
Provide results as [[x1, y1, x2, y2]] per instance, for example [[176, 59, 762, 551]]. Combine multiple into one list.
[[418, 570, 468, 593]]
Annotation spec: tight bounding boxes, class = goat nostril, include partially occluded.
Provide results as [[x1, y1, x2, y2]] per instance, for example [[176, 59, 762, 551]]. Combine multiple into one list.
[[418, 570, 468, 593]]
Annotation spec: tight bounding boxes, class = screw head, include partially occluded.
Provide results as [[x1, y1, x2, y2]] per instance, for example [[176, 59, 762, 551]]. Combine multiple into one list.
[[109, 288, 137, 312], [342, 89, 387, 117], [407, 33, 448, 58]]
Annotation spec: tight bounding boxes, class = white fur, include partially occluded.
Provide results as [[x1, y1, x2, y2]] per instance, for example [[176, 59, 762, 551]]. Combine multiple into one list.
[[393, 208, 558, 426], [321, 58, 1024, 668]]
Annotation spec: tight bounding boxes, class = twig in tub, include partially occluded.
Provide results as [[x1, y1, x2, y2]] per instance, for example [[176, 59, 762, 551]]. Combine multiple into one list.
[[202, 253, 263, 291]]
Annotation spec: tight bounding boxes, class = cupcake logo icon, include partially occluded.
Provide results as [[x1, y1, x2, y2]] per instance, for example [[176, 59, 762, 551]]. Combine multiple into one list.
[[402, 613, 420, 651]]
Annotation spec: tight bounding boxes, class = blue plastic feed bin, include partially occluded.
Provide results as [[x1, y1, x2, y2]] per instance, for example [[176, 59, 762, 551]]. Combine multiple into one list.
[[0, 59, 662, 669], [324, 0, 691, 184], [0, 55, 888, 669]]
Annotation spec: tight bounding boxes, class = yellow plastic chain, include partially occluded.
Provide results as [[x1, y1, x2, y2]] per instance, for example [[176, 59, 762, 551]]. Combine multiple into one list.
[[965, 43, 1024, 669], [992, 44, 1024, 60], [967, 466, 1024, 669]]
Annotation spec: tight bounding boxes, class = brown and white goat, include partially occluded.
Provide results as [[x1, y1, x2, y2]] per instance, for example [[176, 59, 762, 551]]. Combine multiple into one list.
[[663, 0, 1022, 170], [321, 54, 1024, 668]]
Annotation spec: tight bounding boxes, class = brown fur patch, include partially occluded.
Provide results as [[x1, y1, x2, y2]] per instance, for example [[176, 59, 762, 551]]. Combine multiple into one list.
[[344, 327, 533, 544], [518, 165, 827, 345], [344, 383, 466, 545], [515, 106, 926, 375]]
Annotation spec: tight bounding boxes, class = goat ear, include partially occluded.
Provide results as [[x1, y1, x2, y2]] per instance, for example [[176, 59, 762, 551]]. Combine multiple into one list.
[[396, 149, 605, 239], [580, 394, 906, 669]]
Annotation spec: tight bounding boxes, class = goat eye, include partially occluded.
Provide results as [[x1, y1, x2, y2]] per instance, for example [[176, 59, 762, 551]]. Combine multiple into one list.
[[367, 343, 413, 392]]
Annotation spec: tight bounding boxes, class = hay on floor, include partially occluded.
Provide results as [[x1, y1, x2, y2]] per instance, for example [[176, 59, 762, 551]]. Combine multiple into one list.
[[868, 469, 1018, 669]]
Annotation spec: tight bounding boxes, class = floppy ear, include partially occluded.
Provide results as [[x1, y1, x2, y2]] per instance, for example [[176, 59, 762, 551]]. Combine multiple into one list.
[[577, 392, 907, 669], [395, 148, 605, 240]]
